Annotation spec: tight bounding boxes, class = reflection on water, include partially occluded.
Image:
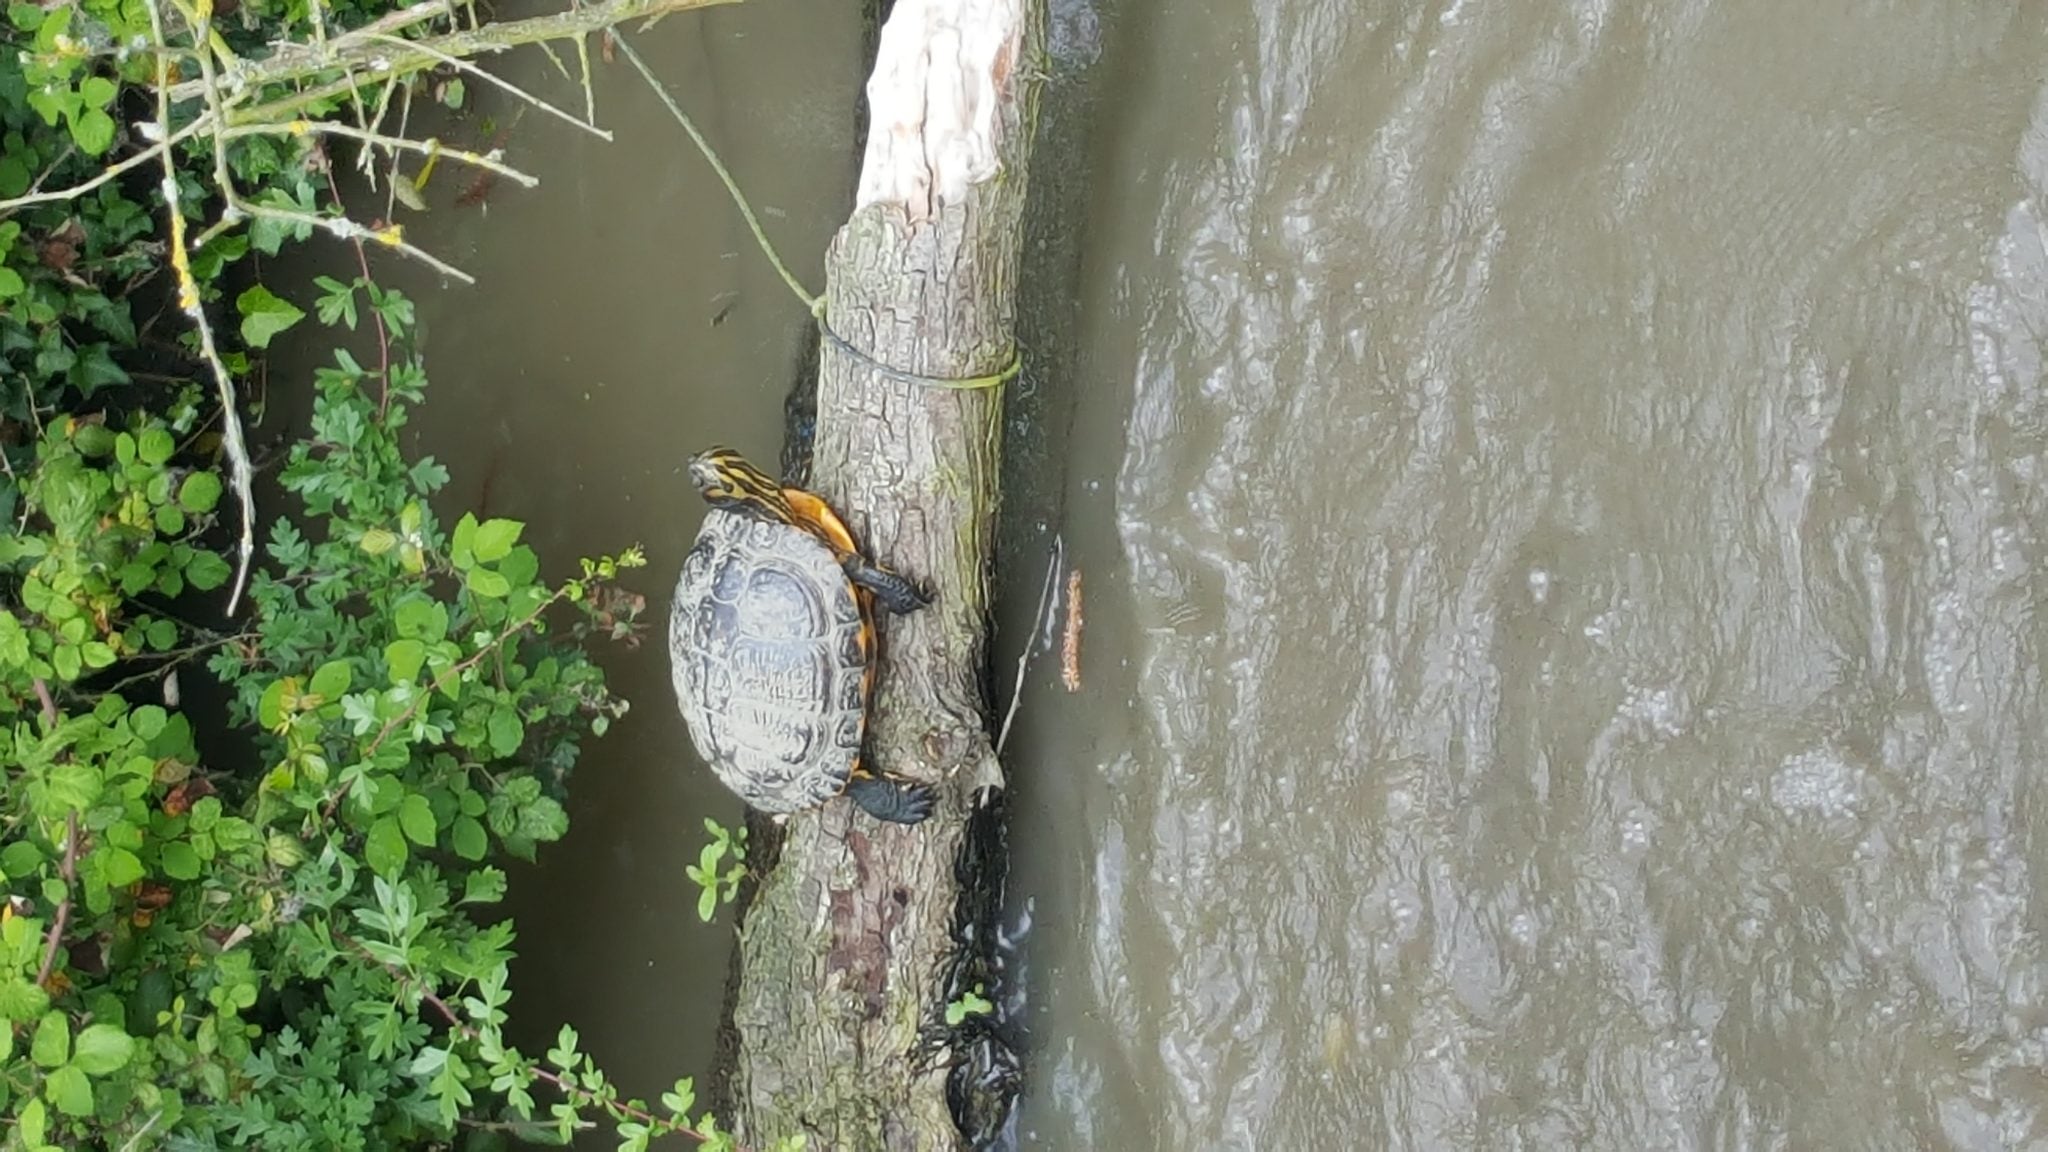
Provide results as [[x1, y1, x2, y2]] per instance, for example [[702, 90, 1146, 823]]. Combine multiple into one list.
[[1008, 1, 2048, 1147]]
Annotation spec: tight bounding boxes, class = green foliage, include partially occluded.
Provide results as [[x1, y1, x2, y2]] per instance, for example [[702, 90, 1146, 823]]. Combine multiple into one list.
[[944, 987, 994, 1028], [0, 0, 827, 1144], [1, 282, 681, 1143], [687, 819, 748, 923]]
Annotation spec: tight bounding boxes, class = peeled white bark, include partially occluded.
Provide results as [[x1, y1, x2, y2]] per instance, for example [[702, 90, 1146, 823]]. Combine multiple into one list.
[[857, 0, 1026, 215]]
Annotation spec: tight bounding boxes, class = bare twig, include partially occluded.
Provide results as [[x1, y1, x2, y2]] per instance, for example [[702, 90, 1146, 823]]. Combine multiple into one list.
[[996, 538, 1062, 756], [0, 119, 208, 213], [224, 121, 538, 187], [30, 678, 58, 727], [144, 0, 259, 617], [166, 0, 738, 104], [234, 198, 478, 283], [18, 142, 78, 199], [612, 32, 820, 313], [364, 31, 613, 141], [34, 812, 80, 988], [115, 1112, 166, 1152]]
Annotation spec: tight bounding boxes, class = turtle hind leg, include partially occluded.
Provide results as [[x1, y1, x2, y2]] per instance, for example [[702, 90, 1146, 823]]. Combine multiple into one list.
[[842, 556, 932, 615], [844, 766, 935, 825]]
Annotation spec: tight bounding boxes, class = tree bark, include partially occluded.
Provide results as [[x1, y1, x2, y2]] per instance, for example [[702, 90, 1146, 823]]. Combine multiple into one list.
[[728, 1, 1039, 1148]]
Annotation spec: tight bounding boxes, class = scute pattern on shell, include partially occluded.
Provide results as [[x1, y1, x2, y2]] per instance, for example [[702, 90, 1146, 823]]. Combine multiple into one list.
[[669, 508, 869, 813]]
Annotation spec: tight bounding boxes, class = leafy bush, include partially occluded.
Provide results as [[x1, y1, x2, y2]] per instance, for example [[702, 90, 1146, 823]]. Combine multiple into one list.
[[0, 0, 793, 1145]]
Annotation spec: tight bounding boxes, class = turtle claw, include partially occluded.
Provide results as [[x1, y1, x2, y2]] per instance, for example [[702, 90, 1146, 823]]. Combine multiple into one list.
[[845, 558, 931, 615], [845, 772, 935, 825]]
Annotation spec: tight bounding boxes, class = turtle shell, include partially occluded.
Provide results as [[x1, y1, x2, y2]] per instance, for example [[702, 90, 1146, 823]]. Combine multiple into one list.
[[668, 508, 873, 814]]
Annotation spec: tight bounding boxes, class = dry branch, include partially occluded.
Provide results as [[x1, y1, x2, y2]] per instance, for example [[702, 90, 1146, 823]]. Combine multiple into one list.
[[167, 0, 737, 105]]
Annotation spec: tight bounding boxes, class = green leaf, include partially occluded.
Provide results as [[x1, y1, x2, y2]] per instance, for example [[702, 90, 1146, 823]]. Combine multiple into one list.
[[365, 816, 407, 876], [452, 817, 488, 862], [189, 796, 221, 833], [360, 527, 398, 556], [17, 1097, 44, 1148], [945, 989, 994, 1026], [69, 107, 114, 156], [77, 75, 115, 106], [498, 545, 541, 592], [0, 979, 49, 1022], [45, 762, 101, 811], [2, 841, 42, 879], [314, 275, 359, 328], [130, 704, 168, 740], [80, 640, 115, 669], [32, 1011, 68, 1067], [44, 1064, 92, 1116], [143, 614, 177, 651], [159, 841, 201, 881], [309, 659, 352, 700], [153, 501, 187, 537], [236, 284, 305, 349], [661, 1078, 696, 1120], [178, 471, 223, 514], [71, 1023, 134, 1075], [185, 550, 231, 591], [398, 794, 436, 847], [472, 519, 523, 563], [461, 865, 506, 903], [385, 638, 426, 684], [466, 567, 511, 598], [258, 679, 288, 728], [395, 599, 449, 642], [100, 847, 143, 888], [486, 707, 524, 757], [451, 512, 479, 570], [137, 427, 175, 466], [0, 266, 24, 299]]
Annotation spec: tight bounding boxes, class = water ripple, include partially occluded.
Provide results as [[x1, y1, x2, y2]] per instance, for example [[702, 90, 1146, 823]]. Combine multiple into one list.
[[1016, 3, 2048, 1148]]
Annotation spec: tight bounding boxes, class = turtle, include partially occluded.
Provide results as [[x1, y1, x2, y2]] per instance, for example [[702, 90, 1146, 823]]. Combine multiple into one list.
[[668, 446, 935, 825]]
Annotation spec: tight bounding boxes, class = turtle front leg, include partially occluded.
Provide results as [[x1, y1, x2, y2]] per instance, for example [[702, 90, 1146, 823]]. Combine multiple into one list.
[[842, 555, 931, 615], [845, 764, 935, 825]]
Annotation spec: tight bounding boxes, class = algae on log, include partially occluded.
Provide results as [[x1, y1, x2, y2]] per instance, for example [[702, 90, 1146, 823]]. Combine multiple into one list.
[[729, 0, 1040, 1148]]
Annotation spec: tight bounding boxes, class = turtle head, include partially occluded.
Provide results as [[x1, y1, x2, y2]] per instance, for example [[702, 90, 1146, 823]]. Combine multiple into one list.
[[689, 447, 788, 518]]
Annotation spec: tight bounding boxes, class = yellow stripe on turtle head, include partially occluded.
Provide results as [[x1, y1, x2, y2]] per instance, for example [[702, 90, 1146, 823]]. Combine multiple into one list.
[[689, 447, 794, 521]]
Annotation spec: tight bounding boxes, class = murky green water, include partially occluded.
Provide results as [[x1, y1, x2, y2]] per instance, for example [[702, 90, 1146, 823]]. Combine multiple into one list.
[[1003, 1, 2048, 1148], [351, 0, 2048, 1146]]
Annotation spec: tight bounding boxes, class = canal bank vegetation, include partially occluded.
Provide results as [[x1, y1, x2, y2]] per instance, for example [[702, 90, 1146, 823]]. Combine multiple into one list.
[[0, 0, 805, 1147]]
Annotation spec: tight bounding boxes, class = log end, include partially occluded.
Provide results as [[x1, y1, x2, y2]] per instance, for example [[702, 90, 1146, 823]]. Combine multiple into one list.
[[857, 0, 1028, 217]]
